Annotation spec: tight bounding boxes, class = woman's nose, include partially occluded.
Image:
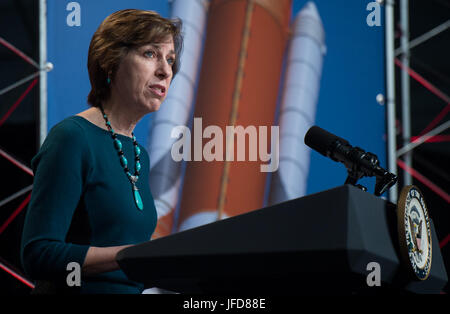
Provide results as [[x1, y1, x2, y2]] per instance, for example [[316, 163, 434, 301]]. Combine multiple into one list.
[[155, 60, 171, 80]]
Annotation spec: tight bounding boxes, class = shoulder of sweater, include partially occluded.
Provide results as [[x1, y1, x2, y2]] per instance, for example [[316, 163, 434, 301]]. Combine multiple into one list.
[[33, 117, 91, 165], [49, 116, 86, 135], [43, 116, 94, 146]]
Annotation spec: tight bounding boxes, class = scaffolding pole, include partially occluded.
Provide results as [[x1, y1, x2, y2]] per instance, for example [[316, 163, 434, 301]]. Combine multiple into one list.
[[385, 0, 398, 203], [400, 0, 412, 186], [39, 0, 47, 147]]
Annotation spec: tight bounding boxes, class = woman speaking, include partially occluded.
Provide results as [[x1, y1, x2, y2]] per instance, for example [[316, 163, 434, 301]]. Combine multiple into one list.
[[20, 9, 182, 294]]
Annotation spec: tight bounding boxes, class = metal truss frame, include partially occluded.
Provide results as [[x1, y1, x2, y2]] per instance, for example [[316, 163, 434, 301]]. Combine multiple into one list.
[[386, 0, 449, 248], [0, 0, 48, 291]]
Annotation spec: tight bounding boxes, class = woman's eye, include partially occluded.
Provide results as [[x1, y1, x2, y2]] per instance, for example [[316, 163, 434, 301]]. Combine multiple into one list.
[[167, 57, 175, 66], [145, 50, 155, 58]]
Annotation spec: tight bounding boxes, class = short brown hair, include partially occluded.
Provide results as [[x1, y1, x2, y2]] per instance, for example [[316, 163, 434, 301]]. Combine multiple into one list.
[[87, 9, 183, 107]]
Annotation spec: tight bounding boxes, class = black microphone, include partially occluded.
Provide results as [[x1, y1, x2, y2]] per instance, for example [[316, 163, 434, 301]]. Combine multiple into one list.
[[304, 126, 397, 196]]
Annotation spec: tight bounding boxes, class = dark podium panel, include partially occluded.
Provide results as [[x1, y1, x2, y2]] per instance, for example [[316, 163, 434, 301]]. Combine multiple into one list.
[[117, 185, 448, 294]]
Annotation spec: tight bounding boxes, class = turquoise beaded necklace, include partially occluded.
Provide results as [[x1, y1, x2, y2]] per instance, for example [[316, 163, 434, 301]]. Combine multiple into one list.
[[100, 107, 144, 211]]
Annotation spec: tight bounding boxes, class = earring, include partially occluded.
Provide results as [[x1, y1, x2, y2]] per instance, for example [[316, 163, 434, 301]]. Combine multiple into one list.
[[107, 77, 111, 84]]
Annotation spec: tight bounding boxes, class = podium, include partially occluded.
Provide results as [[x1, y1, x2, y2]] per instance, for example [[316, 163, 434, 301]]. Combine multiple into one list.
[[117, 185, 448, 294]]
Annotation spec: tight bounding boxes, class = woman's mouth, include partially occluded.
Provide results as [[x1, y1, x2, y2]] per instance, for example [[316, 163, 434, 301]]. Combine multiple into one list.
[[149, 84, 166, 98]]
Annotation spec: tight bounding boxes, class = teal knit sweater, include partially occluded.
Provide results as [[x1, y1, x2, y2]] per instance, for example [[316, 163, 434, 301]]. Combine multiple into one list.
[[21, 116, 158, 294]]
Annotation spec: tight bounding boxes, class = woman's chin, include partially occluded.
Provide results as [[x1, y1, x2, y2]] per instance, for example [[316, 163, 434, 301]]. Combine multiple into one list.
[[142, 101, 161, 113], [150, 103, 161, 112]]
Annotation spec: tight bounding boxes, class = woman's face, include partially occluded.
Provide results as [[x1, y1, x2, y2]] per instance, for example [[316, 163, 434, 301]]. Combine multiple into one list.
[[112, 36, 175, 114]]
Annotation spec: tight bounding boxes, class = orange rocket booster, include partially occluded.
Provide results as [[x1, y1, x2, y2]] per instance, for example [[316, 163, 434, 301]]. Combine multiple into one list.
[[177, 0, 292, 231]]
